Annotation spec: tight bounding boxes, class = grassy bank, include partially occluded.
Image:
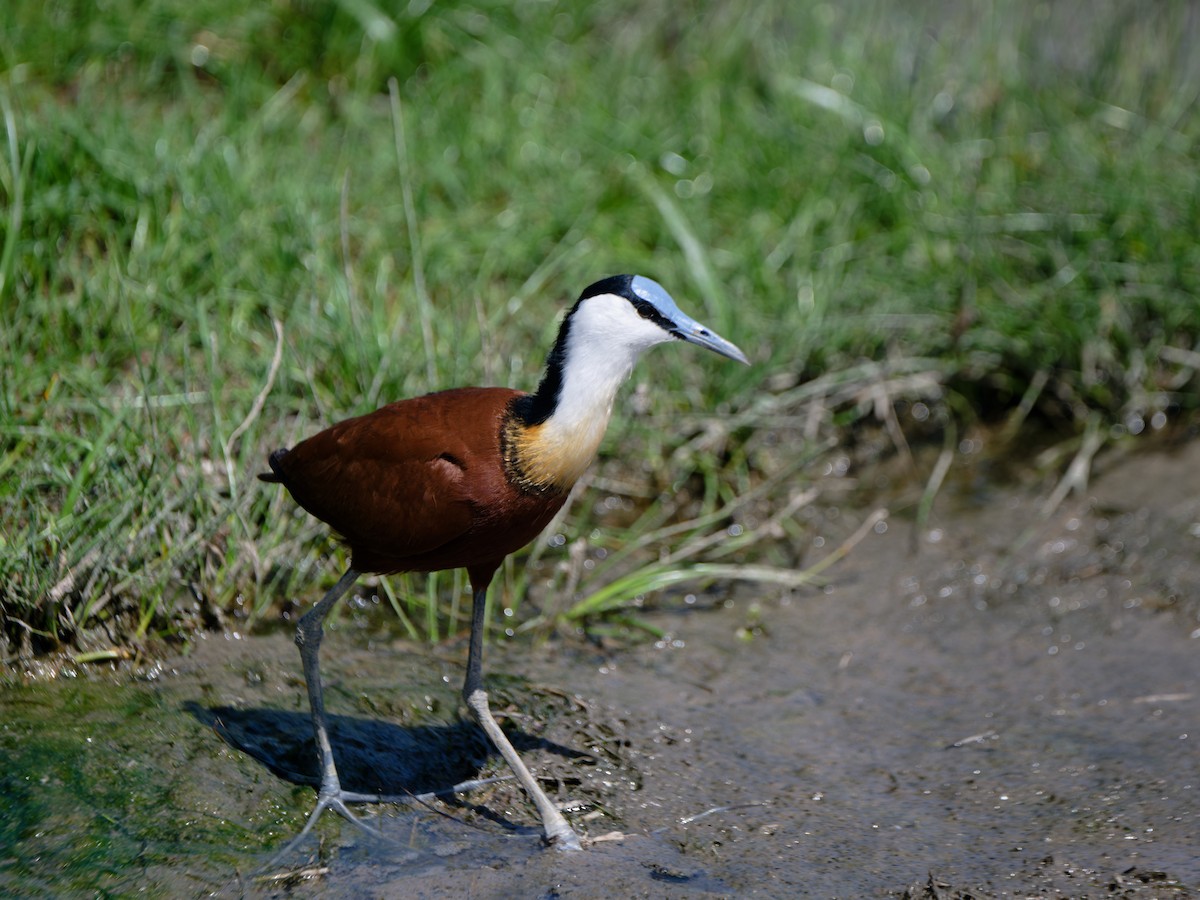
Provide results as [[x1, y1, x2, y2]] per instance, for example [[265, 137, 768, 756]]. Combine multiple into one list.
[[2, 0, 1198, 665]]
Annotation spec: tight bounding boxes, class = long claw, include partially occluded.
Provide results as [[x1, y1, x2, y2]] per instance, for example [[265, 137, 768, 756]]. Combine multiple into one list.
[[260, 789, 384, 872]]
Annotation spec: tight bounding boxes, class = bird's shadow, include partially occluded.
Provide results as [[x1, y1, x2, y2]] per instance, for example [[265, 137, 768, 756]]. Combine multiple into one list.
[[184, 701, 589, 818]]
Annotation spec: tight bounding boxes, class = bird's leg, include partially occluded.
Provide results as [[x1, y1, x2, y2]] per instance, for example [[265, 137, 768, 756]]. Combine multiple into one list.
[[462, 585, 583, 851], [275, 570, 520, 865], [290, 567, 382, 837]]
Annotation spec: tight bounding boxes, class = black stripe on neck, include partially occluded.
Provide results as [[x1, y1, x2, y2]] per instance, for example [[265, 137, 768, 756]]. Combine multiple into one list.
[[519, 313, 570, 426], [517, 275, 638, 426]]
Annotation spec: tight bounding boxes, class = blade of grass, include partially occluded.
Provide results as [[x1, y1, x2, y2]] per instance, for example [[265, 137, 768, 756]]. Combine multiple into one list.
[[388, 77, 436, 387], [0, 90, 33, 304]]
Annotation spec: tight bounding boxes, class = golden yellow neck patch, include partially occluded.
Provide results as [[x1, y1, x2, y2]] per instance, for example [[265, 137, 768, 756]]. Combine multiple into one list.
[[501, 413, 608, 495]]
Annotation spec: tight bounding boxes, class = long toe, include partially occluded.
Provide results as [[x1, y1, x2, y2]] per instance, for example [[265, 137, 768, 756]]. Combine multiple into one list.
[[260, 790, 386, 871], [321, 793, 385, 839], [343, 774, 514, 806], [548, 823, 583, 852]]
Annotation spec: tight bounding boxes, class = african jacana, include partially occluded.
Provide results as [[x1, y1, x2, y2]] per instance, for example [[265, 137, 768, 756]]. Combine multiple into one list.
[[260, 274, 747, 851]]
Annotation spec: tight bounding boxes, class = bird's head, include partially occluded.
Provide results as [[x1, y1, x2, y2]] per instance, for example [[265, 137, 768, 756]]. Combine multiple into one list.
[[569, 274, 749, 365], [520, 274, 748, 430]]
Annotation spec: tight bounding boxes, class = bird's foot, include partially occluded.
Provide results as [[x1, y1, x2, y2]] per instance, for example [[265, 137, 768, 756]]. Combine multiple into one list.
[[546, 820, 584, 852], [259, 788, 384, 872], [307, 789, 386, 838], [263, 774, 510, 872]]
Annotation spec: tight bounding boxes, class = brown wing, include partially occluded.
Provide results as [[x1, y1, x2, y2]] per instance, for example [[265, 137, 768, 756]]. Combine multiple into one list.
[[269, 387, 524, 573]]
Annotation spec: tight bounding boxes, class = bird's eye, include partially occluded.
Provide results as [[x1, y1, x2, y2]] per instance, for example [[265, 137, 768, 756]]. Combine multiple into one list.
[[631, 299, 671, 328]]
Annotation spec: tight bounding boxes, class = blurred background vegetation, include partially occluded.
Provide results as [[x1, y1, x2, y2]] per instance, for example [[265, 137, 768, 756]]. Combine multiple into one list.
[[2, 0, 1198, 666]]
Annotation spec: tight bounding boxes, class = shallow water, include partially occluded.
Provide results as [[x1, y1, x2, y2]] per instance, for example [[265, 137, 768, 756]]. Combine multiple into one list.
[[3, 441, 1199, 897]]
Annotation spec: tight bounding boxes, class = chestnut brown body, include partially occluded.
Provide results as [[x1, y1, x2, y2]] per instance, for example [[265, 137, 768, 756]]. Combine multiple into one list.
[[264, 387, 569, 584]]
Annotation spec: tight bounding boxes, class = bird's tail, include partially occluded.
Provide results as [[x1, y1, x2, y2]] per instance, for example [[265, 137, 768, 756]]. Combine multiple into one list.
[[257, 448, 289, 483]]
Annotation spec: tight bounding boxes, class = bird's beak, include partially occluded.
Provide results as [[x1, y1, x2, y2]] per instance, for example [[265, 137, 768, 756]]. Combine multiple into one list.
[[672, 315, 750, 365]]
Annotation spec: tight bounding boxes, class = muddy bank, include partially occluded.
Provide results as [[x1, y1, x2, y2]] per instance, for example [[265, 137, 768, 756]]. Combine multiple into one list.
[[2, 440, 1198, 898]]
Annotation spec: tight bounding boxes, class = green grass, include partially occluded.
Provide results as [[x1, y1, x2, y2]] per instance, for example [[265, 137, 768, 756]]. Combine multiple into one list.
[[2, 0, 1199, 662]]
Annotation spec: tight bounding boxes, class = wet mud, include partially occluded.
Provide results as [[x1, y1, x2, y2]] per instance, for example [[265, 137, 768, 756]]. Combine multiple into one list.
[[3, 440, 1199, 898]]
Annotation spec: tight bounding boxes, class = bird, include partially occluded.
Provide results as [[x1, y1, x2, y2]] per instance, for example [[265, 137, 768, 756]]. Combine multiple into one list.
[[258, 274, 747, 852]]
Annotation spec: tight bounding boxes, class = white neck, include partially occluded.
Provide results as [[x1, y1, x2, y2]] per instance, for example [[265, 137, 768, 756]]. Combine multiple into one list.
[[513, 292, 673, 489], [551, 291, 672, 428]]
